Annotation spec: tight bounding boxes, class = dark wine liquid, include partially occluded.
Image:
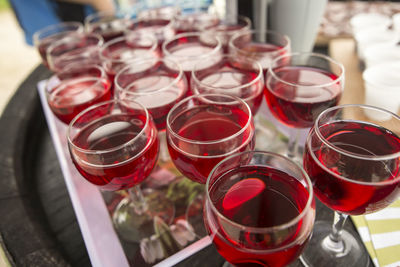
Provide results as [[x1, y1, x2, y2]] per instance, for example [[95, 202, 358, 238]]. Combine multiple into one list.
[[71, 114, 159, 191], [304, 120, 400, 215], [167, 105, 254, 184], [48, 77, 112, 124], [265, 66, 342, 128], [205, 166, 312, 266]]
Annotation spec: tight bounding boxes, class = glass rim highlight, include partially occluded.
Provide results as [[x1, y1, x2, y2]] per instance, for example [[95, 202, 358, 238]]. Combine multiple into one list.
[[166, 93, 253, 146]]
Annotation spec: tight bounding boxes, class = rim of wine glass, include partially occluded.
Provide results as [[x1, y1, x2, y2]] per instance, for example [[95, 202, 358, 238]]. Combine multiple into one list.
[[166, 93, 253, 146], [205, 150, 314, 236], [204, 14, 251, 31], [33, 21, 84, 47], [191, 54, 263, 94], [99, 33, 158, 64], [84, 10, 132, 32], [45, 64, 109, 101], [162, 32, 222, 61], [267, 52, 345, 89], [67, 99, 152, 157], [46, 32, 104, 71], [114, 57, 185, 97], [228, 29, 291, 58], [310, 104, 400, 186]]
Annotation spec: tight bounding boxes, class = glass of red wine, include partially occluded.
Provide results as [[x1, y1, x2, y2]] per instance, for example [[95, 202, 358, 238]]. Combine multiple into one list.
[[127, 16, 175, 48], [46, 32, 104, 72], [99, 32, 160, 90], [191, 54, 264, 115], [265, 52, 344, 159], [204, 150, 316, 266], [115, 57, 188, 131], [67, 99, 174, 242], [301, 104, 400, 267], [33, 21, 83, 68], [137, 5, 181, 20], [172, 11, 219, 34], [45, 64, 112, 124], [204, 15, 251, 53], [229, 29, 291, 75], [162, 32, 222, 86], [84, 11, 132, 42]]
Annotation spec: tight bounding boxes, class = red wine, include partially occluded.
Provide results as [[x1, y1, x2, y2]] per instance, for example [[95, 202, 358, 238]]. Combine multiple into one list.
[[47, 77, 112, 124], [207, 24, 248, 53], [88, 23, 126, 42], [128, 19, 174, 46], [304, 120, 400, 215], [192, 60, 263, 115], [205, 166, 313, 266], [118, 73, 187, 130], [167, 105, 254, 184], [71, 114, 159, 191], [265, 66, 342, 128]]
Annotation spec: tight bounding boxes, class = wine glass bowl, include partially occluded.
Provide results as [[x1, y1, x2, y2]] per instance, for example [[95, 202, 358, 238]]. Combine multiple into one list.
[[304, 104, 400, 215], [46, 32, 104, 72], [33, 21, 84, 68], [191, 54, 264, 115], [173, 11, 219, 34], [301, 104, 400, 267], [162, 32, 222, 85], [45, 64, 112, 124], [204, 150, 316, 267], [84, 11, 132, 42], [229, 29, 291, 75], [67, 99, 160, 191], [100, 33, 160, 85], [115, 57, 188, 131], [166, 93, 255, 184]]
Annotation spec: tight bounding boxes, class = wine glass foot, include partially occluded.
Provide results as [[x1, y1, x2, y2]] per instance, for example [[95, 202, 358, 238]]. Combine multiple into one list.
[[112, 188, 175, 243], [185, 193, 207, 238], [300, 221, 371, 267]]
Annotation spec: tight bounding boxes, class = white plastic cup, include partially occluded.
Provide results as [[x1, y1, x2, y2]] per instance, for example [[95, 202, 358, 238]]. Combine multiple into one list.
[[350, 13, 391, 35], [354, 28, 396, 60], [364, 43, 400, 68], [362, 62, 400, 120]]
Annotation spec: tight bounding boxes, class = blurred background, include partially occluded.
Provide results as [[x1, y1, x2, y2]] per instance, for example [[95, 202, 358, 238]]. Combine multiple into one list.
[[0, 0, 40, 114]]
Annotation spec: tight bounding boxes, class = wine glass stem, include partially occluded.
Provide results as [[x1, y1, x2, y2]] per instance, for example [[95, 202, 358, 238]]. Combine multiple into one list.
[[128, 186, 149, 215], [323, 212, 348, 253], [287, 129, 300, 159]]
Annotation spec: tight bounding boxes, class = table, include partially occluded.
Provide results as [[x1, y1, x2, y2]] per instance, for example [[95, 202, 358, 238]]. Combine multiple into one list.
[[0, 41, 372, 266]]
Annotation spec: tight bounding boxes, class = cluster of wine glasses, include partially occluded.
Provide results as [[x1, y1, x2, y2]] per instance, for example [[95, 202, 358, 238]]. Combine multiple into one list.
[[36, 3, 400, 267]]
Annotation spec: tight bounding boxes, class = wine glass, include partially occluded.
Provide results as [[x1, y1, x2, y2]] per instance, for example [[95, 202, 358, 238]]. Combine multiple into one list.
[[172, 11, 219, 34], [204, 150, 316, 266], [84, 10, 132, 42], [204, 15, 251, 53], [301, 104, 400, 267], [191, 54, 264, 115], [166, 93, 255, 184], [99, 32, 160, 89], [265, 52, 344, 159], [46, 32, 104, 72], [127, 16, 175, 47], [33, 21, 83, 68], [137, 5, 181, 20], [67, 99, 174, 242], [229, 29, 291, 75], [162, 32, 222, 86], [45, 64, 112, 124]]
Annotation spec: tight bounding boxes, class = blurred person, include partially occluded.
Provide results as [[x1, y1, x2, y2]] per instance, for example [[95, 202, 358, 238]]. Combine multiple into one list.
[[9, 0, 115, 45]]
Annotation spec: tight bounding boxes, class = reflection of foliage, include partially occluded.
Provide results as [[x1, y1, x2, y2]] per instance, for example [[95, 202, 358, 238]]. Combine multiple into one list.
[[166, 177, 204, 206], [140, 217, 196, 264]]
